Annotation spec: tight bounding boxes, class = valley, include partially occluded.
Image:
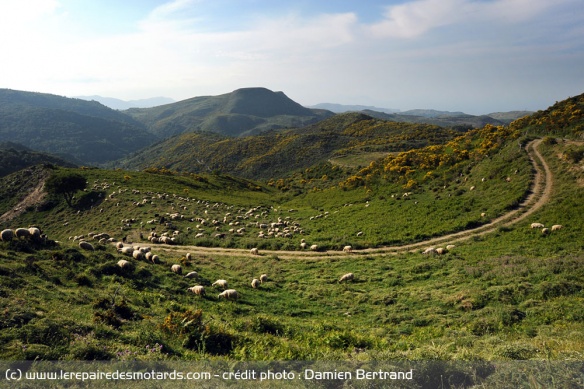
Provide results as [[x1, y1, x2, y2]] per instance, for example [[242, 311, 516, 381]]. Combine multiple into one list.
[[0, 89, 582, 387]]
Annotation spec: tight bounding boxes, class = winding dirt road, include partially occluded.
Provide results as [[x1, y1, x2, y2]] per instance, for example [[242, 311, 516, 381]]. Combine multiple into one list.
[[158, 139, 553, 259]]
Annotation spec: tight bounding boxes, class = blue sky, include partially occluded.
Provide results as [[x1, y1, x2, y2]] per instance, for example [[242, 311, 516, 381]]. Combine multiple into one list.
[[0, 0, 582, 114]]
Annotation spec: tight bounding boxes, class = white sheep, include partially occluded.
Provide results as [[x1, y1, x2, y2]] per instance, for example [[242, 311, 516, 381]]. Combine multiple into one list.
[[531, 223, 545, 229], [184, 271, 199, 279], [212, 279, 228, 289], [259, 274, 268, 283], [117, 259, 132, 269], [310, 244, 319, 251], [435, 247, 448, 255], [251, 278, 260, 288], [1, 229, 14, 242], [116, 242, 124, 249], [28, 227, 41, 240], [542, 228, 550, 235], [250, 247, 259, 255], [171, 264, 182, 275], [120, 247, 134, 256], [186, 253, 192, 260], [151, 254, 160, 264], [132, 250, 144, 260], [339, 273, 354, 283], [300, 242, 307, 249], [187, 285, 206, 296], [343, 245, 353, 253], [551, 224, 563, 231], [422, 247, 437, 255], [218, 289, 239, 300], [446, 244, 456, 250], [78, 241, 94, 251], [15, 228, 31, 240]]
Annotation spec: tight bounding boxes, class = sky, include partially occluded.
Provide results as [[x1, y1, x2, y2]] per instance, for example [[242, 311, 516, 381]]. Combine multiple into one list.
[[0, 0, 583, 114]]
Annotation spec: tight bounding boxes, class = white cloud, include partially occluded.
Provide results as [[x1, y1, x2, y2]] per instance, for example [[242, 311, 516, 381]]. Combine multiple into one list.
[[367, 0, 555, 39]]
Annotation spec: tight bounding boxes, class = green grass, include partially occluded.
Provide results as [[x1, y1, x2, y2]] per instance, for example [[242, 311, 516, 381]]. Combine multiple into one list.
[[0, 135, 582, 384]]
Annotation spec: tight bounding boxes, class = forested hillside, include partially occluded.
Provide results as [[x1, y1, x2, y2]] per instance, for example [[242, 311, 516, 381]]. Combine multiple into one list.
[[124, 87, 333, 138], [0, 89, 159, 165], [0, 142, 76, 177], [118, 113, 461, 180]]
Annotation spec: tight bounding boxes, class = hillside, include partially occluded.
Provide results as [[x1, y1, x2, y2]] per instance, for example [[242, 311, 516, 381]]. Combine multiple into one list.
[[0, 142, 76, 177], [124, 87, 334, 138], [117, 112, 461, 180], [0, 89, 159, 165], [0, 94, 582, 387]]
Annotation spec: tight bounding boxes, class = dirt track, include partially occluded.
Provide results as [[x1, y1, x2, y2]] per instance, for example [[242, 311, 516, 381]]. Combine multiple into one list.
[[157, 139, 553, 259]]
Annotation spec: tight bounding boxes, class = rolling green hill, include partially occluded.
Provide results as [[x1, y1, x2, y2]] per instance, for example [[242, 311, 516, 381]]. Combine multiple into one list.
[[124, 87, 334, 138], [117, 112, 461, 180], [0, 93, 582, 386], [0, 89, 159, 165]]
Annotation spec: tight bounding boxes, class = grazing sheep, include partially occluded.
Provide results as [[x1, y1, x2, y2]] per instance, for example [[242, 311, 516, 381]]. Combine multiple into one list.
[[78, 241, 94, 251], [15, 228, 31, 240], [28, 227, 41, 240], [530, 223, 545, 229], [435, 247, 448, 255], [218, 289, 239, 300], [542, 228, 550, 235], [151, 254, 160, 264], [422, 247, 437, 255], [469, 186, 475, 191], [186, 253, 192, 260], [343, 245, 353, 253], [145, 252, 154, 262], [132, 250, 144, 260], [551, 224, 563, 231], [117, 259, 132, 270], [310, 244, 319, 251], [120, 247, 134, 256], [356, 231, 364, 237], [1, 229, 14, 242], [116, 242, 124, 249], [171, 264, 182, 275], [187, 285, 206, 296], [446, 244, 456, 250], [250, 247, 259, 255], [259, 274, 268, 283], [212, 279, 228, 289], [480, 212, 486, 217], [300, 242, 307, 249], [251, 278, 260, 288], [339, 273, 354, 283], [184, 271, 198, 279]]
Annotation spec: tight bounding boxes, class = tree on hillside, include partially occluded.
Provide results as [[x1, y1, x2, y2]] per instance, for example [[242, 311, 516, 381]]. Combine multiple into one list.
[[45, 172, 87, 207]]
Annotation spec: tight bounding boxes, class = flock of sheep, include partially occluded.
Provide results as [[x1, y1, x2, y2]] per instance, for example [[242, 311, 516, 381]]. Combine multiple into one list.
[[530, 223, 563, 235], [0, 227, 47, 243]]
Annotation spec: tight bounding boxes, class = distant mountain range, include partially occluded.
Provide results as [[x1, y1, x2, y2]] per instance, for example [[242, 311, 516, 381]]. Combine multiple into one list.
[[0, 87, 534, 170], [75, 95, 175, 110], [308, 103, 400, 114]]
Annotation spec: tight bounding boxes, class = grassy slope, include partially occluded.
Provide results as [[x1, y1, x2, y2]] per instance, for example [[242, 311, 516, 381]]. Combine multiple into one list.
[[0, 95, 582, 389], [0, 140, 581, 366]]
